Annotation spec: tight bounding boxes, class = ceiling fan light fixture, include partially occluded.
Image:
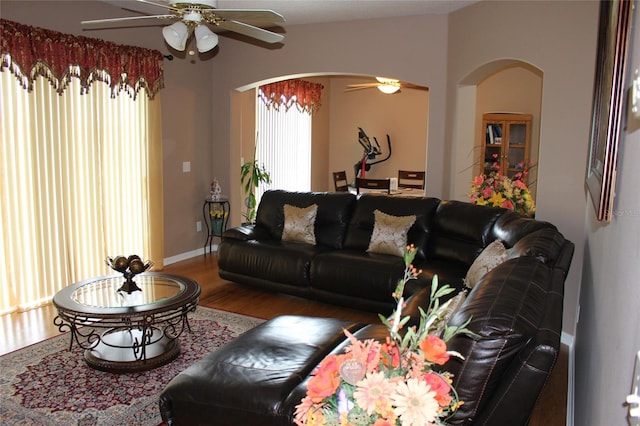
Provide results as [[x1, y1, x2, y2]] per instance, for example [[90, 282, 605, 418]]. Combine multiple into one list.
[[375, 77, 399, 84], [183, 11, 203, 23], [195, 24, 219, 52], [163, 21, 190, 51], [377, 84, 401, 94]]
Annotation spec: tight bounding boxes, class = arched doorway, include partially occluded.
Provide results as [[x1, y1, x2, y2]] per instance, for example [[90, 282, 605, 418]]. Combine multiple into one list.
[[451, 60, 543, 202], [229, 74, 429, 225]]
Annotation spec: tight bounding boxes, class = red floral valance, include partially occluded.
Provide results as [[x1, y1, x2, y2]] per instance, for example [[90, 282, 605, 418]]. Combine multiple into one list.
[[258, 79, 323, 114], [0, 19, 164, 100]]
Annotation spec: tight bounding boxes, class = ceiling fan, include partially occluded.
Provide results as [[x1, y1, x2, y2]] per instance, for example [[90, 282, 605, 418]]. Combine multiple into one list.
[[345, 77, 429, 94], [81, 0, 285, 53]]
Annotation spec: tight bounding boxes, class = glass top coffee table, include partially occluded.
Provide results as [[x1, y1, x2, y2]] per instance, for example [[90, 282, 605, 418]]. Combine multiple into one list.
[[53, 273, 201, 373]]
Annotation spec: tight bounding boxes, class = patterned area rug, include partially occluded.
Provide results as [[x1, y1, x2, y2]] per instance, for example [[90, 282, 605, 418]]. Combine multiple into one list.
[[0, 307, 264, 425]]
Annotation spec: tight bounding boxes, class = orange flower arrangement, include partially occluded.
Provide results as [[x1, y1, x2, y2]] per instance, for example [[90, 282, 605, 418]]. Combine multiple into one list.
[[293, 246, 475, 426]]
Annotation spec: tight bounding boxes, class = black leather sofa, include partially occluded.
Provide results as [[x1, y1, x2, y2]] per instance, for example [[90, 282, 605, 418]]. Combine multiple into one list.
[[159, 190, 574, 425], [216, 190, 523, 313]]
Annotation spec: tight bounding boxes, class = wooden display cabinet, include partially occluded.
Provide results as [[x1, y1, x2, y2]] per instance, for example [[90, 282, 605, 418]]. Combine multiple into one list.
[[480, 113, 532, 180]]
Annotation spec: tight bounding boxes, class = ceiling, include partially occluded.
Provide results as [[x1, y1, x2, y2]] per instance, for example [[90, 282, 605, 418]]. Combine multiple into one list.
[[100, 0, 479, 26], [217, 0, 479, 24]]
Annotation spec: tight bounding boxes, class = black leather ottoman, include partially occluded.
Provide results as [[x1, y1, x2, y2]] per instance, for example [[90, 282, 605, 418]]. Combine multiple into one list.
[[159, 315, 365, 426]]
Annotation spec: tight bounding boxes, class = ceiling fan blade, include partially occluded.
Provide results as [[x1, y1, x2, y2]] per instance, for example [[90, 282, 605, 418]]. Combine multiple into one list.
[[81, 15, 175, 28], [346, 83, 380, 89], [135, 0, 179, 12], [211, 9, 285, 23], [344, 86, 376, 92], [216, 20, 284, 43], [100, 0, 177, 15], [400, 82, 429, 91]]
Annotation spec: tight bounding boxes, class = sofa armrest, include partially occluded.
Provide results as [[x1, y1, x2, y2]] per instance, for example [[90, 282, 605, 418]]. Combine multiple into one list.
[[470, 328, 560, 426], [222, 224, 272, 241], [470, 265, 564, 425], [441, 255, 567, 426]]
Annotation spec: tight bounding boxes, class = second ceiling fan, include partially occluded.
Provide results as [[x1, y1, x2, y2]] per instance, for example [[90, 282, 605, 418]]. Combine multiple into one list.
[[346, 77, 429, 94], [82, 0, 285, 53]]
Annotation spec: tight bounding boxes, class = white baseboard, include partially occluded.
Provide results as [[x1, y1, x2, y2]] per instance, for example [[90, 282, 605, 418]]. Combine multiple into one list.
[[561, 332, 575, 426], [163, 245, 218, 266]]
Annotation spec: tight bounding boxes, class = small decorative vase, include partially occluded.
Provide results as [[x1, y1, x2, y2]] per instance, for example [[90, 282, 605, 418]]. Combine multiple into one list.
[[210, 178, 222, 201], [211, 218, 224, 235]]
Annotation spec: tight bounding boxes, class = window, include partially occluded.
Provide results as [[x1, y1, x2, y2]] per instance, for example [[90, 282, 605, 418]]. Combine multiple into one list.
[[255, 89, 312, 204], [0, 20, 164, 314], [0, 73, 163, 314]]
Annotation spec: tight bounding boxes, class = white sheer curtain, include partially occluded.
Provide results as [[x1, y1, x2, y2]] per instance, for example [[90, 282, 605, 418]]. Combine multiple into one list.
[[255, 90, 312, 204], [0, 72, 163, 314]]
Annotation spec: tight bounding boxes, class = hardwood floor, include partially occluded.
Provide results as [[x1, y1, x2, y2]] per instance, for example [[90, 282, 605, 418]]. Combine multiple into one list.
[[0, 254, 567, 425]]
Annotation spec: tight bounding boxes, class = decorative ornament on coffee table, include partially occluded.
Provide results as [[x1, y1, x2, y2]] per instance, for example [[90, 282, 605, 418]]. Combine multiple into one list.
[[293, 245, 475, 426], [469, 170, 535, 217], [105, 255, 153, 293]]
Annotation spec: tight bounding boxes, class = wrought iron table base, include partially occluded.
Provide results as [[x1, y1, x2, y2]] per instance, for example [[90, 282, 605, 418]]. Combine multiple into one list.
[[85, 327, 181, 372], [53, 304, 197, 373]]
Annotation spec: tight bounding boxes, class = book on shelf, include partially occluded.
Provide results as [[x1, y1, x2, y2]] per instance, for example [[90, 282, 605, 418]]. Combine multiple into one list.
[[486, 124, 503, 144], [486, 125, 494, 144]]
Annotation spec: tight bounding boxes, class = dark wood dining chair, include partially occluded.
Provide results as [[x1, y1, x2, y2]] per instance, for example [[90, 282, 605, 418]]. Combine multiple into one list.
[[355, 177, 391, 194], [397, 170, 426, 190], [332, 171, 349, 192]]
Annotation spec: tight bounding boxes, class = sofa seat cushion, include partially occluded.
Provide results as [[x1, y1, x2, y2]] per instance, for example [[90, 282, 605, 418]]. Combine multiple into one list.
[[442, 256, 554, 424], [159, 316, 365, 426], [217, 239, 330, 287], [310, 250, 427, 304]]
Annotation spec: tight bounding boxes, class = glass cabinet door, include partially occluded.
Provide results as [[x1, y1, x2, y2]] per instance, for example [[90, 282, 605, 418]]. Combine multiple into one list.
[[483, 122, 503, 174], [507, 122, 528, 178], [481, 114, 531, 180]]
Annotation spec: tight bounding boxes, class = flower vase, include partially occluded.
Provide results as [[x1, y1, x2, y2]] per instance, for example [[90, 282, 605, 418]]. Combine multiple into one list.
[[211, 218, 223, 235]]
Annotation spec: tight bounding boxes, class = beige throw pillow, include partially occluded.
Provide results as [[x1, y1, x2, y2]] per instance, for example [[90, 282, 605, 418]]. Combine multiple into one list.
[[463, 240, 509, 288], [282, 204, 318, 245], [367, 210, 416, 257]]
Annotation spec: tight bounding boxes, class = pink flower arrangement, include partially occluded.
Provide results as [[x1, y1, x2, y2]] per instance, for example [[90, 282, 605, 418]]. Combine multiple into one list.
[[294, 246, 474, 426], [469, 171, 535, 217]]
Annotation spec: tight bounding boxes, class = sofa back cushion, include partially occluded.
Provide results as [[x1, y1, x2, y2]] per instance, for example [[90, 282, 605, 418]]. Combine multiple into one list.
[[492, 210, 555, 247], [255, 190, 356, 249], [343, 195, 440, 260], [427, 200, 505, 266]]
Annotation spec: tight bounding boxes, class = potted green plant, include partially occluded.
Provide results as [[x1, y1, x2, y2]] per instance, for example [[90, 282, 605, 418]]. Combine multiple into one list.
[[240, 159, 271, 224]]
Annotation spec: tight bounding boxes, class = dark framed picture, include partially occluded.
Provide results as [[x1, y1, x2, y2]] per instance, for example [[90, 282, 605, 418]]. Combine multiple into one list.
[[586, 0, 634, 222]]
